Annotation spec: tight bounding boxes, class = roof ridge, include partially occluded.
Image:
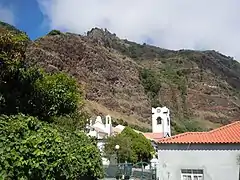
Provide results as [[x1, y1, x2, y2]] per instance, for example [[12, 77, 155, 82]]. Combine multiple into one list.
[[158, 121, 240, 144], [209, 121, 240, 133]]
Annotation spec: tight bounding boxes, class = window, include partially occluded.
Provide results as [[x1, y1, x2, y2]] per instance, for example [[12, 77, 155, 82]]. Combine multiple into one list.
[[181, 169, 204, 180], [156, 117, 162, 124], [167, 118, 170, 125], [106, 117, 110, 123]]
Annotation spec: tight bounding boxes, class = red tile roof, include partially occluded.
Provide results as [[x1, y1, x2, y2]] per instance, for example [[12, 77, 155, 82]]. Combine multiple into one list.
[[158, 121, 240, 144], [143, 133, 164, 141]]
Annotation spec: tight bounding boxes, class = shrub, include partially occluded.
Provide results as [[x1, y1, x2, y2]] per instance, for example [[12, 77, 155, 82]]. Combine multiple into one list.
[[33, 72, 82, 119], [0, 31, 82, 120], [48, 30, 62, 36], [0, 114, 104, 179], [104, 127, 154, 164]]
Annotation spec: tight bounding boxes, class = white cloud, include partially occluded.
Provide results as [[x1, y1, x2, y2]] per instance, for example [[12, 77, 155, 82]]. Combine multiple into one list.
[[0, 5, 15, 25], [37, 0, 240, 59]]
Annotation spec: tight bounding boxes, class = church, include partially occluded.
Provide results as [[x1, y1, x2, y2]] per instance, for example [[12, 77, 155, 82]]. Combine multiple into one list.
[[85, 106, 171, 142], [85, 106, 171, 165], [143, 106, 171, 141]]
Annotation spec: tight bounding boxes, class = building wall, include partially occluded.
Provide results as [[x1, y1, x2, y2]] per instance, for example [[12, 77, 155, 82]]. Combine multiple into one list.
[[152, 107, 171, 136], [157, 144, 240, 180]]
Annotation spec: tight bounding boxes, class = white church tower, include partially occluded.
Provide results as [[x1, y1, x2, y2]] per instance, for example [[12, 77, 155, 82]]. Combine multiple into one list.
[[105, 115, 112, 136], [152, 106, 171, 137]]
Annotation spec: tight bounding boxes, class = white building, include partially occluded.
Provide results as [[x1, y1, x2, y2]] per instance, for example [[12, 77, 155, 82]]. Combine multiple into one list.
[[86, 106, 172, 142], [85, 106, 172, 164], [143, 106, 171, 142], [86, 115, 115, 166], [157, 121, 240, 180], [87, 115, 114, 139]]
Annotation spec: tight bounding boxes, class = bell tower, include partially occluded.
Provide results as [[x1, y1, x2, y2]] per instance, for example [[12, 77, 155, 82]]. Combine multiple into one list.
[[152, 106, 171, 137]]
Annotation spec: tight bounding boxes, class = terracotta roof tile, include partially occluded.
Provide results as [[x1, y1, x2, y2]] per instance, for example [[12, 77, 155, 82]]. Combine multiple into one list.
[[158, 121, 240, 144]]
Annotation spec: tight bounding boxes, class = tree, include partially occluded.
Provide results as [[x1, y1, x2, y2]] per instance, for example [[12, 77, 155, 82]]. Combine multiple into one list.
[[121, 127, 155, 163], [0, 114, 104, 179], [104, 127, 155, 164], [33, 72, 82, 119], [104, 134, 137, 163], [0, 25, 103, 179], [0, 29, 82, 121]]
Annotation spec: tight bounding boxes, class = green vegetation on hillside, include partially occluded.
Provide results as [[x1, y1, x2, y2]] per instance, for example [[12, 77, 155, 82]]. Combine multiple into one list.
[[140, 66, 188, 109], [171, 119, 206, 135], [139, 64, 206, 134], [48, 30, 62, 36], [104, 127, 155, 163], [0, 25, 103, 179], [0, 21, 23, 34], [112, 118, 151, 132]]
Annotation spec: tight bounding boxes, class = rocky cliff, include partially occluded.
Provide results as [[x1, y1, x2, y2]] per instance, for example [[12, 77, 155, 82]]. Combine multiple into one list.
[[8, 26, 240, 134]]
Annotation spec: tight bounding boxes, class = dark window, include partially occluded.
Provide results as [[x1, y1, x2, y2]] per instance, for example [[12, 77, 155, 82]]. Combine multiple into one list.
[[167, 118, 170, 125], [156, 117, 162, 124]]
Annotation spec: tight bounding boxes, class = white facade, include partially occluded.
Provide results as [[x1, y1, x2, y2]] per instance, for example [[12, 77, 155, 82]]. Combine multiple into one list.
[[157, 144, 240, 180], [105, 115, 112, 136], [152, 106, 171, 137], [86, 106, 172, 140], [87, 115, 113, 139]]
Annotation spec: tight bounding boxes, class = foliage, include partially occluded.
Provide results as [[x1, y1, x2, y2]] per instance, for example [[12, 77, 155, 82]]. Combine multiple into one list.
[[140, 68, 162, 107], [52, 111, 89, 132], [121, 127, 155, 162], [0, 114, 103, 180], [48, 30, 62, 36], [0, 21, 23, 34], [140, 68, 161, 97], [33, 72, 82, 119], [0, 66, 42, 115], [104, 127, 154, 164], [0, 24, 102, 179], [171, 118, 206, 135], [161, 65, 187, 96], [140, 65, 188, 115], [115, 119, 151, 132], [128, 124, 151, 133], [104, 135, 135, 163], [182, 119, 206, 132], [0, 30, 28, 74], [0, 30, 81, 120]]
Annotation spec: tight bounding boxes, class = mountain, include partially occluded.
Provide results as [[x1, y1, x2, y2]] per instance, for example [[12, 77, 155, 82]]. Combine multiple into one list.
[[2, 22, 240, 134]]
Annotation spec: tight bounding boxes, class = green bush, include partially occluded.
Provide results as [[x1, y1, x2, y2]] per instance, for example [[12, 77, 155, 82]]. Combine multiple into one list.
[[171, 119, 206, 135], [140, 68, 161, 96], [104, 134, 135, 163], [104, 127, 155, 164], [48, 30, 62, 36], [0, 25, 102, 179], [140, 68, 161, 106], [0, 114, 104, 179], [52, 111, 89, 131], [121, 127, 155, 163], [0, 31, 82, 120], [33, 72, 82, 119]]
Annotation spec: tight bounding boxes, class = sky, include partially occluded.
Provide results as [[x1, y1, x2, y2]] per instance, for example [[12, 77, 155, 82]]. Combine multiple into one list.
[[1, 0, 240, 60]]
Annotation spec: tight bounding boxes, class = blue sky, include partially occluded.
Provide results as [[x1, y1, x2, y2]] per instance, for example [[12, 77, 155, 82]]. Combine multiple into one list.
[[0, 0, 49, 39], [1, 0, 240, 60]]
